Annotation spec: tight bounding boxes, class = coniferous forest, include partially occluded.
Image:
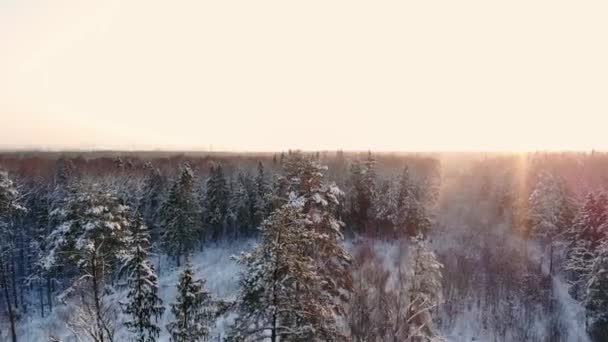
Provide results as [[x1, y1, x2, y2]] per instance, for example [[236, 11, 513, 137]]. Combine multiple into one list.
[[1, 150, 608, 341]]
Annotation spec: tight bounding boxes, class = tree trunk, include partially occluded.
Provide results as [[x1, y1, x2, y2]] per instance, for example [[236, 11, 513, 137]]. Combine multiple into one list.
[[549, 241, 554, 276], [39, 281, 45, 318], [11, 256, 19, 310], [91, 253, 106, 342], [46, 275, 53, 313], [1, 261, 18, 342]]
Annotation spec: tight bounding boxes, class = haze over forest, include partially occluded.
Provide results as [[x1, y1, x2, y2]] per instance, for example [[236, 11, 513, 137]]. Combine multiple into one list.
[[2, 1, 608, 342]]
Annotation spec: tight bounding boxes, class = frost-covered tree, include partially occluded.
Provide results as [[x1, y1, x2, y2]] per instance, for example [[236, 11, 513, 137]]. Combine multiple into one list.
[[204, 164, 229, 241], [138, 163, 167, 245], [160, 164, 200, 266], [528, 173, 574, 273], [229, 204, 343, 342], [45, 183, 130, 342], [166, 261, 214, 342], [227, 172, 255, 238], [391, 167, 431, 237], [0, 171, 25, 342], [348, 152, 377, 232], [585, 239, 608, 340], [122, 217, 165, 342], [253, 162, 273, 228], [349, 242, 392, 342], [280, 151, 352, 318], [390, 236, 443, 342], [565, 193, 608, 300]]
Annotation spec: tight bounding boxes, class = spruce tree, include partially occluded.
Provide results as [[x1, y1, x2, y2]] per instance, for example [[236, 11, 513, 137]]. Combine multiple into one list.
[[391, 166, 431, 237], [166, 261, 214, 342], [160, 164, 200, 266], [586, 240, 608, 340], [204, 164, 229, 241], [528, 172, 574, 274], [229, 204, 342, 342], [253, 162, 272, 228], [139, 163, 167, 245], [280, 151, 352, 324], [122, 217, 165, 342], [44, 183, 130, 342], [227, 172, 254, 238], [565, 193, 608, 299], [0, 171, 25, 342], [390, 235, 443, 341], [347, 152, 376, 233]]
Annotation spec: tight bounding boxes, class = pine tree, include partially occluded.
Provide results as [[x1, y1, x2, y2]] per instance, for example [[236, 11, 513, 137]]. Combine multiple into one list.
[[160, 164, 200, 266], [229, 204, 342, 342], [0, 171, 25, 342], [204, 164, 229, 241], [166, 261, 214, 342], [348, 152, 376, 232], [139, 163, 167, 246], [227, 172, 254, 238], [390, 235, 443, 341], [565, 193, 608, 300], [280, 151, 352, 322], [253, 162, 272, 228], [528, 173, 574, 274], [44, 183, 130, 342], [122, 217, 165, 342], [585, 239, 608, 340], [391, 167, 416, 236]]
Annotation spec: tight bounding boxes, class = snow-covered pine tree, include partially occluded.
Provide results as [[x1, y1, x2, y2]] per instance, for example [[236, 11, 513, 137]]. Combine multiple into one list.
[[390, 235, 444, 341], [280, 151, 352, 320], [204, 164, 229, 241], [44, 183, 131, 342], [362, 151, 378, 231], [227, 172, 254, 239], [373, 177, 394, 230], [391, 167, 416, 237], [122, 216, 165, 342], [160, 163, 200, 266], [585, 239, 608, 340], [253, 162, 272, 228], [166, 261, 214, 342], [528, 172, 574, 274], [347, 152, 377, 233], [139, 163, 167, 246], [565, 192, 608, 300], [0, 170, 26, 342], [229, 204, 343, 342]]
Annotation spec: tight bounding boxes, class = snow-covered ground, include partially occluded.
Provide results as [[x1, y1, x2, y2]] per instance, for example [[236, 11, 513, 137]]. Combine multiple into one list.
[[10, 240, 253, 342], [7, 236, 592, 342]]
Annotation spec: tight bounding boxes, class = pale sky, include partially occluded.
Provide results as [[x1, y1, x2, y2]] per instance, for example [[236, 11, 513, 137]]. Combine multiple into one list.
[[1, 0, 607, 152]]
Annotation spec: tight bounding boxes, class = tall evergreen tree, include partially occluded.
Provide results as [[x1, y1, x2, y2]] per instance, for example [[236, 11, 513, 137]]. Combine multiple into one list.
[[528, 173, 574, 274], [160, 164, 200, 266], [253, 162, 272, 228], [229, 204, 343, 342], [348, 152, 376, 232], [390, 236, 443, 341], [0, 171, 25, 342], [122, 217, 165, 342], [204, 164, 229, 241], [139, 163, 167, 246], [585, 239, 608, 340], [392, 167, 431, 237], [565, 193, 608, 300], [44, 183, 130, 342], [166, 261, 214, 342], [227, 172, 254, 238], [280, 151, 352, 320]]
